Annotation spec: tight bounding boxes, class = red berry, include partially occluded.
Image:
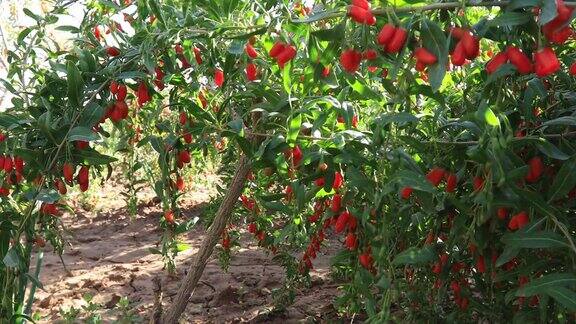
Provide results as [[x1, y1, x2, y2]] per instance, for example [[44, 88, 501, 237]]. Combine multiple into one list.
[[245, 43, 258, 58], [269, 42, 286, 58], [362, 49, 378, 61], [451, 41, 466, 66], [106, 47, 120, 57], [450, 27, 467, 39], [345, 232, 358, 250], [176, 176, 185, 191], [351, 0, 370, 10], [461, 32, 480, 59], [508, 211, 529, 230], [476, 255, 486, 273], [347, 6, 375, 25], [77, 165, 89, 185], [339, 49, 362, 73], [486, 51, 508, 74], [525, 156, 543, 183], [246, 63, 258, 81], [570, 62, 576, 75], [214, 68, 224, 87], [534, 47, 560, 77], [426, 167, 445, 187], [330, 194, 342, 213], [506, 46, 533, 75], [334, 210, 351, 233], [164, 210, 175, 223], [63, 163, 75, 184], [473, 176, 484, 192], [137, 82, 150, 106], [445, 173, 457, 193], [290, 145, 303, 166], [193, 47, 203, 65], [385, 28, 408, 54], [56, 179, 67, 195], [377, 24, 396, 45], [359, 251, 373, 269], [276, 45, 297, 68], [93, 26, 101, 40], [115, 84, 127, 101], [333, 171, 344, 190], [114, 100, 129, 119], [401, 187, 413, 199], [322, 66, 331, 77], [548, 26, 573, 44], [75, 140, 89, 150], [178, 150, 191, 164], [109, 81, 119, 94], [414, 47, 437, 65], [179, 112, 188, 126], [497, 207, 509, 220]]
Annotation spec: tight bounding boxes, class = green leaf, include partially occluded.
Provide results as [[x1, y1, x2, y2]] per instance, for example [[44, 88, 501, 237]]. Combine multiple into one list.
[[502, 231, 569, 249], [507, 0, 539, 10], [176, 243, 191, 252], [23, 8, 42, 22], [513, 187, 557, 218], [392, 246, 435, 265], [542, 116, 576, 127], [227, 118, 245, 137], [396, 170, 435, 193], [490, 12, 532, 26], [486, 64, 516, 84], [545, 287, 576, 311], [35, 189, 61, 203], [261, 201, 291, 214], [292, 9, 341, 23], [17, 28, 32, 45], [548, 158, 576, 201], [75, 149, 118, 165], [282, 62, 292, 94], [516, 273, 576, 297], [0, 79, 18, 95], [420, 19, 447, 92], [2, 247, 21, 268], [539, 0, 558, 25], [228, 40, 245, 55], [536, 140, 570, 160], [79, 102, 104, 127], [147, 0, 165, 26], [66, 61, 84, 107], [55, 25, 80, 33], [68, 126, 99, 142], [495, 247, 520, 267], [116, 71, 148, 80], [287, 114, 302, 144], [482, 106, 500, 127], [25, 273, 44, 290], [376, 112, 418, 126], [312, 23, 345, 41]]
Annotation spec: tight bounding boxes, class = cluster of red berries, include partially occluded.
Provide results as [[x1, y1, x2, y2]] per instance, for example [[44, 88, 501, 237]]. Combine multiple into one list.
[[0, 155, 24, 196], [269, 41, 297, 68]]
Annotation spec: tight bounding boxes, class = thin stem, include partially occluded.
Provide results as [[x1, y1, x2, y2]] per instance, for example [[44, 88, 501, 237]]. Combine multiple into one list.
[[24, 250, 43, 316], [423, 131, 576, 146]]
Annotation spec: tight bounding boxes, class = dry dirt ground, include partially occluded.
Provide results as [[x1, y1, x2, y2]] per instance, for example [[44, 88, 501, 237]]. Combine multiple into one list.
[[30, 179, 344, 323]]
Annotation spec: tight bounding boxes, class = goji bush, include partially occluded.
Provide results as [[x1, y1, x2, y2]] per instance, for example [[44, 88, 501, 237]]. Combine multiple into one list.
[[2, 0, 576, 322]]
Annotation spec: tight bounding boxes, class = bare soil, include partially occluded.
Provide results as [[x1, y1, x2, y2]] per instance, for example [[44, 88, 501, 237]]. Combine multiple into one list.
[[30, 179, 343, 323]]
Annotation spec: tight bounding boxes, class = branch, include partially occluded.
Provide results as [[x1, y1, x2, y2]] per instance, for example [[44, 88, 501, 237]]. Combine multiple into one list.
[[160, 154, 251, 324], [424, 131, 576, 146]]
